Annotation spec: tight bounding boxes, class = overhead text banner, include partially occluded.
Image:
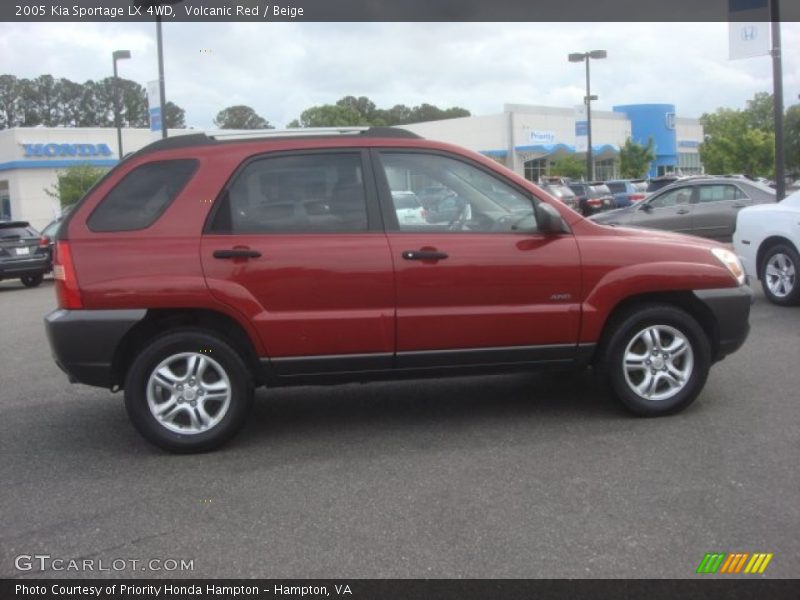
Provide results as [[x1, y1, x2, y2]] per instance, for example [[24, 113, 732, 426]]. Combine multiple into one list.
[[4, 0, 800, 22]]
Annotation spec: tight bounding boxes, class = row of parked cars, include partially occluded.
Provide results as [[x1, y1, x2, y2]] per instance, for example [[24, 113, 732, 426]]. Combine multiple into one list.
[[536, 173, 799, 307], [0, 213, 65, 287]]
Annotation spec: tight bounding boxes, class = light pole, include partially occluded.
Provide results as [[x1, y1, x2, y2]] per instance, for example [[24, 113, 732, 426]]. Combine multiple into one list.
[[135, 0, 182, 138], [112, 49, 131, 160], [569, 50, 607, 181]]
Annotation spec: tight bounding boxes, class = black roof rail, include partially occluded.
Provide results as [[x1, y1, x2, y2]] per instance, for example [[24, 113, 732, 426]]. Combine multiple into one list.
[[131, 127, 422, 158]]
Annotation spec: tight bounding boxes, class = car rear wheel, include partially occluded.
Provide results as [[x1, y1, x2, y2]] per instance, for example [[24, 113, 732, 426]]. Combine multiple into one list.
[[124, 329, 254, 453], [760, 244, 800, 306], [601, 304, 711, 416], [20, 273, 44, 287]]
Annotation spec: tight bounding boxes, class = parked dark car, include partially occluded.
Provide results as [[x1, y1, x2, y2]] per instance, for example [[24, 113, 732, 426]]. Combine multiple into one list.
[[646, 174, 684, 193], [567, 182, 615, 216], [40, 215, 67, 272], [605, 179, 648, 208], [591, 177, 776, 242], [540, 183, 579, 211], [45, 128, 752, 452], [0, 220, 49, 287]]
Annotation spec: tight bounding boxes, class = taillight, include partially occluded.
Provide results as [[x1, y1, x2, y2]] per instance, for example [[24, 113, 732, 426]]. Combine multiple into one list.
[[629, 193, 646, 202], [421, 208, 429, 220], [587, 198, 603, 207], [53, 240, 83, 309], [39, 236, 49, 248]]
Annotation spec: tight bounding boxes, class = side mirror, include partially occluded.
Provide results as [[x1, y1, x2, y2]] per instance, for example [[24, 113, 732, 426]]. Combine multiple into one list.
[[640, 203, 653, 212], [534, 202, 566, 234]]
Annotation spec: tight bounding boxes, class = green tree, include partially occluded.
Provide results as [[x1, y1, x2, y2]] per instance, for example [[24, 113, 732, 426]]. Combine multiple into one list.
[[0, 73, 188, 130], [164, 101, 186, 129], [288, 96, 471, 128], [550, 155, 586, 180], [214, 105, 273, 129], [699, 108, 775, 177], [0, 74, 19, 128], [745, 91, 774, 132], [45, 164, 109, 209], [619, 137, 655, 179], [783, 104, 800, 176], [292, 104, 367, 127]]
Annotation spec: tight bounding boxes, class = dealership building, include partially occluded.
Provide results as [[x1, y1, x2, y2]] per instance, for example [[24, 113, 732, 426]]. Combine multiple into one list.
[[1, 102, 703, 230], [406, 103, 704, 183]]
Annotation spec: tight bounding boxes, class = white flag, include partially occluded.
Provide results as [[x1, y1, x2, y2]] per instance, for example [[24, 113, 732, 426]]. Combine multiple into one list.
[[729, 21, 771, 60]]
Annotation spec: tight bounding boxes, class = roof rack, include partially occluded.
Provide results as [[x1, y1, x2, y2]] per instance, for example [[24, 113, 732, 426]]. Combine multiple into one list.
[[209, 126, 421, 141], [135, 126, 422, 156]]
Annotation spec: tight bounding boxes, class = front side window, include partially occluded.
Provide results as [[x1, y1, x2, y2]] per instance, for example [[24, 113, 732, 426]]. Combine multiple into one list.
[[209, 153, 367, 234], [379, 153, 536, 233], [87, 160, 197, 232]]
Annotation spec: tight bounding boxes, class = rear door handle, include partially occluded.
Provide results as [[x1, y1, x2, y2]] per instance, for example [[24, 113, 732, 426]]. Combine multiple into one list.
[[402, 250, 449, 261], [213, 249, 262, 259], [676, 209, 690, 215]]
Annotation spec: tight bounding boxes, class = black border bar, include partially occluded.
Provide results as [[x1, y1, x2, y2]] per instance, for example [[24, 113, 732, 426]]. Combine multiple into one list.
[[3, 579, 800, 600], [4, 0, 800, 22]]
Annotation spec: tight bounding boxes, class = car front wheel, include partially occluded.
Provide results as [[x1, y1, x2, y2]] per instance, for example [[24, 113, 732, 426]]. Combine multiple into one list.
[[601, 304, 711, 416], [761, 244, 800, 306], [124, 329, 254, 453]]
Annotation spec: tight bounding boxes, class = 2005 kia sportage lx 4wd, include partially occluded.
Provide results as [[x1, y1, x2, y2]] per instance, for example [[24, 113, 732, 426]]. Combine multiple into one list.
[[45, 127, 753, 452]]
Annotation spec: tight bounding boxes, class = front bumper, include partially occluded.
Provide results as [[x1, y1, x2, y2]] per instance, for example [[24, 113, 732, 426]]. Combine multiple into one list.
[[693, 286, 754, 361], [44, 308, 146, 388]]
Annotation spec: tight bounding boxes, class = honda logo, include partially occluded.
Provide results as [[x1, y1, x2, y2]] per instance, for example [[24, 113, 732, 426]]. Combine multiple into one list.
[[741, 26, 758, 41]]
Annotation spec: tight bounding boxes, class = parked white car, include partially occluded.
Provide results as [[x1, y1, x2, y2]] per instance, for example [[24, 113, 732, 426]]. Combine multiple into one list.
[[391, 191, 428, 226], [733, 189, 800, 305]]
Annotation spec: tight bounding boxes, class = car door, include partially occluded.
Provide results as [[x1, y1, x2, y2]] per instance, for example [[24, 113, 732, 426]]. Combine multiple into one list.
[[201, 150, 396, 375], [690, 183, 749, 241], [624, 185, 694, 234], [372, 149, 582, 368]]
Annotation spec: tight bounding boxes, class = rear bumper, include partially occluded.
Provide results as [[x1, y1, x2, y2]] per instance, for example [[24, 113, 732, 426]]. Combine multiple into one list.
[[0, 256, 48, 278], [693, 286, 754, 361], [44, 308, 146, 388]]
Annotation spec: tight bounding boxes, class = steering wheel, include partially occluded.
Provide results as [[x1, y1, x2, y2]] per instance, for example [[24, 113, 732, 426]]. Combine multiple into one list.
[[447, 201, 469, 231]]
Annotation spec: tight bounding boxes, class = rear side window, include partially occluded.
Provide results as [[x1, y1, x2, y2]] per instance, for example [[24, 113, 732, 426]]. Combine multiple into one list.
[[208, 153, 368, 234], [87, 160, 197, 232], [0, 226, 37, 239], [589, 185, 611, 196]]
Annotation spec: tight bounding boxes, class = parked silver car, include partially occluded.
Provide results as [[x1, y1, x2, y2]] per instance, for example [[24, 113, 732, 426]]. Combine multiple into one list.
[[590, 177, 776, 242]]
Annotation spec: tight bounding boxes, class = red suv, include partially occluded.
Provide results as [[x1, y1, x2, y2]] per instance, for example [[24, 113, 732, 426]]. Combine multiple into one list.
[[45, 128, 753, 452]]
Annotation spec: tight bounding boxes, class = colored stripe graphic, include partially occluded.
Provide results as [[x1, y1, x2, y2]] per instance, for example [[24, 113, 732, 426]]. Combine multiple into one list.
[[744, 553, 774, 574], [697, 553, 726, 573], [698, 552, 773, 574]]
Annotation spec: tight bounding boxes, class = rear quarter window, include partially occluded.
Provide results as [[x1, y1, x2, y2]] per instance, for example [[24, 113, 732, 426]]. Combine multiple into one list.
[[0, 226, 37, 239], [87, 159, 198, 232]]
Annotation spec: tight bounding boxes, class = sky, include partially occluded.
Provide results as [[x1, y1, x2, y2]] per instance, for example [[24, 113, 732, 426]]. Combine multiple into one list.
[[1, 21, 798, 129]]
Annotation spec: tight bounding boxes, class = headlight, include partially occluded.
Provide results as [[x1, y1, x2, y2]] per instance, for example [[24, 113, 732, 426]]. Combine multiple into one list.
[[711, 247, 745, 285]]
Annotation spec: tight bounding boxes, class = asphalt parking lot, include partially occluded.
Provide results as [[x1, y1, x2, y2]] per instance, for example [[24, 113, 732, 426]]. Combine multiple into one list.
[[1, 278, 798, 579]]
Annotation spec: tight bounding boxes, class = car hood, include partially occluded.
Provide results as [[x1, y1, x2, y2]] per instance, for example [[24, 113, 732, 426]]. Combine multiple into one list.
[[601, 224, 723, 250], [589, 205, 637, 223]]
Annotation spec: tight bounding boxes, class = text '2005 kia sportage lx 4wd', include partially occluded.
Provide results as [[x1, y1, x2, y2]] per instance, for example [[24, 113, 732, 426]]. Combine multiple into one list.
[[44, 128, 753, 453]]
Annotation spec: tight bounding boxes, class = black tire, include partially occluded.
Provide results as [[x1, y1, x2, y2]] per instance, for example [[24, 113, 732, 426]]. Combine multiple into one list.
[[760, 243, 800, 306], [600, 304, 711, 416], [124, 329, 254, 453], [20, 273, 44, 287]]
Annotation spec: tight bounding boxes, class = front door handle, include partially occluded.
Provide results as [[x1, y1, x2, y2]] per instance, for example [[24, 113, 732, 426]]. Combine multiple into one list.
[[213, 249, 262, 259], [676, 209, 690, 215], [402, 250, 449, 261]]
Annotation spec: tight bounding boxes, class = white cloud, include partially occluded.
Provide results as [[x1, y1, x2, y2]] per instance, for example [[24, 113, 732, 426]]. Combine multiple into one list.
[[1, 21, 798, 128]]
